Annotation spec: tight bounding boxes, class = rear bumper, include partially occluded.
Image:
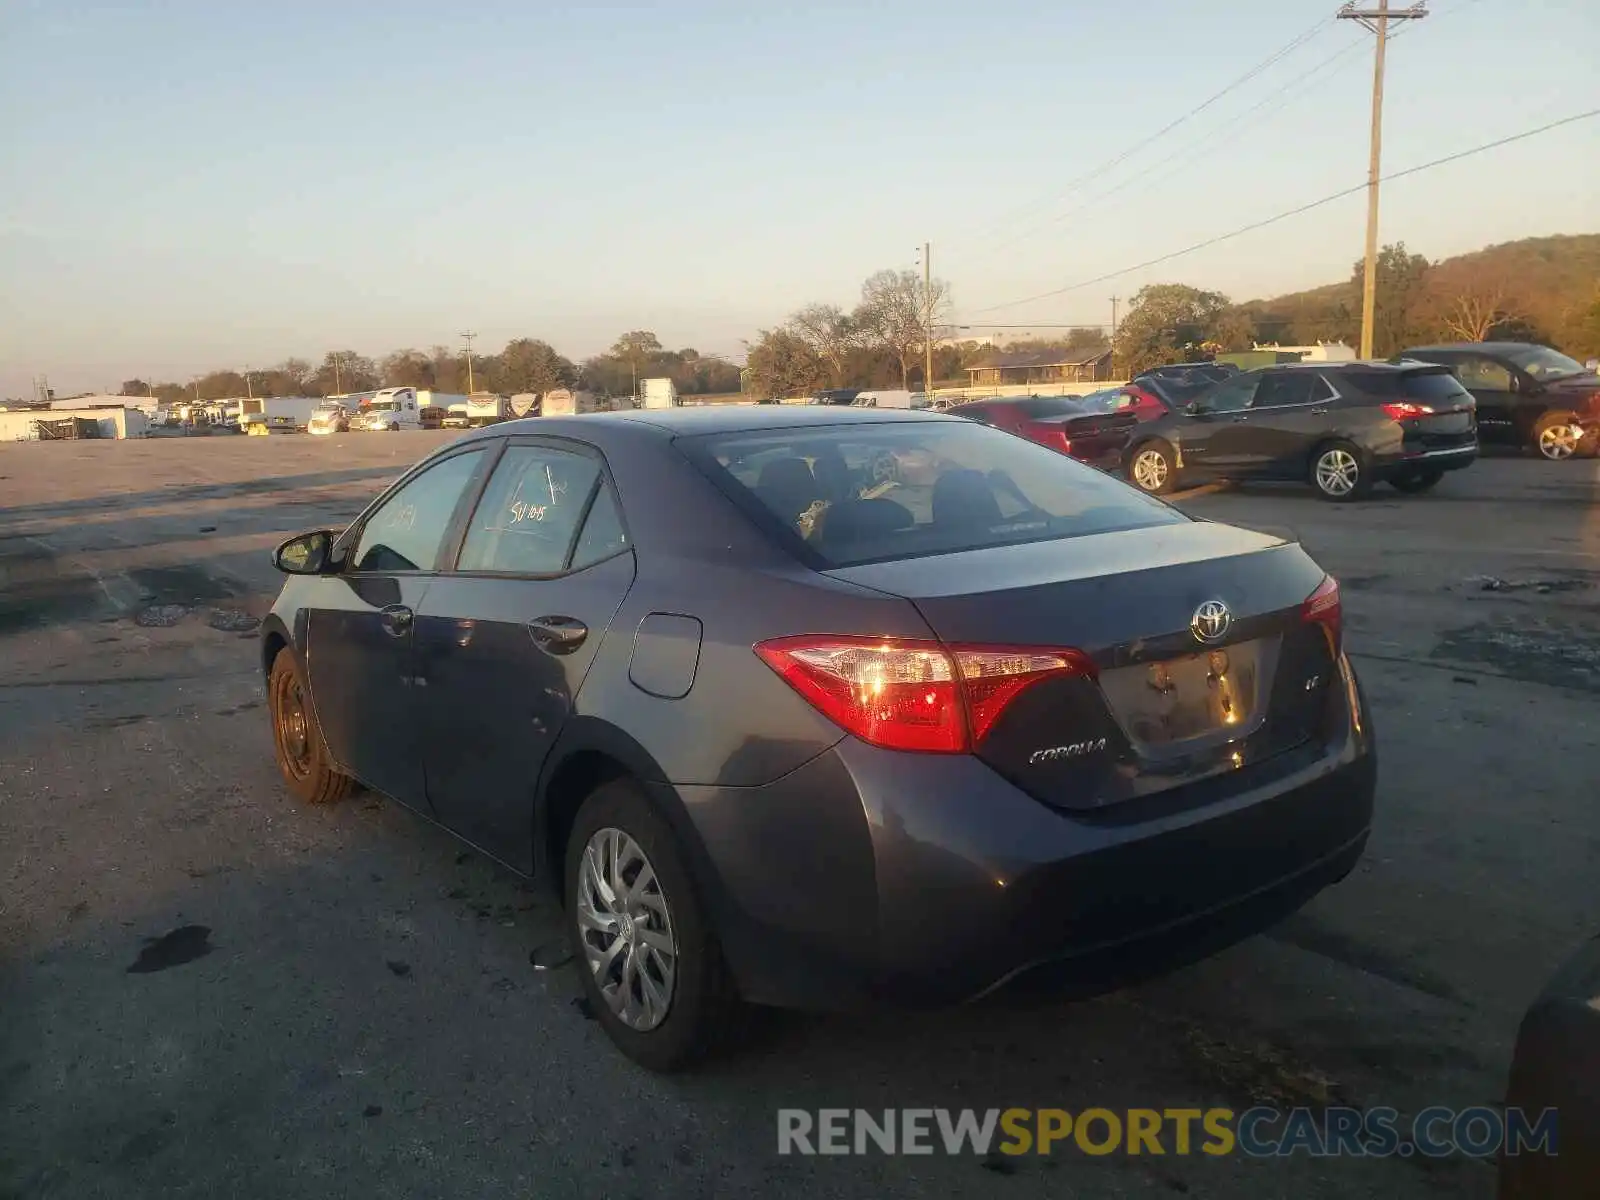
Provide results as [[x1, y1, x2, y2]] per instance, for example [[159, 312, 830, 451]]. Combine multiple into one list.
[[1376, 441, 1478, 476], [675, 657, 1376, 1011]]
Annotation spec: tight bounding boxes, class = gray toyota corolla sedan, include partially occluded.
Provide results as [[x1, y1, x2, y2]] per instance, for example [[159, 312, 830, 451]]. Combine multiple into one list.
[[261, 406, 1376, 1070]]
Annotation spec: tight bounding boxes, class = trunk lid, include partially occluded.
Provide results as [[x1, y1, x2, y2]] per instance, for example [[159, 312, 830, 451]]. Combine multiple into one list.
[[827, 522, 1339, 811], [1031, 410, 1140, 463]]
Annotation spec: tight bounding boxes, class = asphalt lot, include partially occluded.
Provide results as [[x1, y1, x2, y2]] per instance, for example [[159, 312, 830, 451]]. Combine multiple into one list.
[[3, 429, 1598, 1199]]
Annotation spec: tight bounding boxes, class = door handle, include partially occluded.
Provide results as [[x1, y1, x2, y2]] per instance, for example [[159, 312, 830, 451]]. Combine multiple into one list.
[[1310, 407, 1329, 414], [379, 605, 413, 637], [528, 614, 588, 654], [1231, 415, 1249, 422]]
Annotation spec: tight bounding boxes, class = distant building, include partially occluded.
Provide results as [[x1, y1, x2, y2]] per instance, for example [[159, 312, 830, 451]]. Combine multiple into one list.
[[965, 347, 1114, 389]]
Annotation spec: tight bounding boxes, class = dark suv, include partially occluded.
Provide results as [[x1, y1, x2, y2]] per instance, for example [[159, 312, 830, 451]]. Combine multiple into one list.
[[1397, 342, 1600, 460], [1123, 361, 1479, 502]]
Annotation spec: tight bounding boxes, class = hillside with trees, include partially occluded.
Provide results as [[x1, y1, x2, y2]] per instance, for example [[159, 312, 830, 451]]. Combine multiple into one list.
[[1111, 234, 1599, 375]]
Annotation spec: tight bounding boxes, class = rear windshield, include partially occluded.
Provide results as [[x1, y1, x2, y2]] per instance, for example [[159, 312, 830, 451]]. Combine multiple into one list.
[[1342, 368, 1472, 402], [1009, 396, 1081, 418], [683, 420, 1187, 568], [1401, 371, 1474, 402]]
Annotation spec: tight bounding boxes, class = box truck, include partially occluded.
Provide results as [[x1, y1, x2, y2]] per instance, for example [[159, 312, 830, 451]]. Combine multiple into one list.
[[540, 389, 604, 417], [240, 395, 319, 434], [641, 378, 678, 409]]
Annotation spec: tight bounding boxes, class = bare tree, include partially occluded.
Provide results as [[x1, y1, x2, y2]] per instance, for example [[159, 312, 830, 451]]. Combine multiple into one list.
[[1433, 281, 1524, 343], [788, 304, 858, 387], [856, 269, 952, 389]]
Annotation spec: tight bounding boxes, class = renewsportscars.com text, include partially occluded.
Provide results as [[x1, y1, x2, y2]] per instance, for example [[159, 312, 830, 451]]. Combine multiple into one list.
[[776, 1106, 1558, 1159]]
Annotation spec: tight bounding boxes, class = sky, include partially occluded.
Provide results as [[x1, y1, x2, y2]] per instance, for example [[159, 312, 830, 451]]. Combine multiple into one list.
[[2, 0, 1597, 398]]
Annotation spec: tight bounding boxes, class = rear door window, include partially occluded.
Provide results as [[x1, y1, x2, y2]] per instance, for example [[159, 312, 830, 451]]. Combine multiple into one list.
[[1253, 373, 1316, 408], [683, 420, 1187, 568], [456, 445, 606, 575], [1454, 356, 1514, 391]]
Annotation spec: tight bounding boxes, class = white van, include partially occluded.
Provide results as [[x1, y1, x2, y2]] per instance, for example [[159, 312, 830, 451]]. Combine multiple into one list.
[[354, 387, 422, 431], [851, 389, 913, 409]]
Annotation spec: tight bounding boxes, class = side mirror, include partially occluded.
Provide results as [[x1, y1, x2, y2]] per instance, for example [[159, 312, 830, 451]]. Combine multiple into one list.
[[273, 529, 336, 575]]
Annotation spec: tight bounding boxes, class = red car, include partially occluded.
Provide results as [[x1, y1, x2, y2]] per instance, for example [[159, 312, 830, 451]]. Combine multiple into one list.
[[949, 393, 1140, 469]]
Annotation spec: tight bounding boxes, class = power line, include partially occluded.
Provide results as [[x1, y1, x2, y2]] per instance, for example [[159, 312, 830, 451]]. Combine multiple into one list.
[[982, 33, 1372, 259], [960, 107, 1600, 317], [953, 15, 1333, 254], [973, 0, 1481, 262]]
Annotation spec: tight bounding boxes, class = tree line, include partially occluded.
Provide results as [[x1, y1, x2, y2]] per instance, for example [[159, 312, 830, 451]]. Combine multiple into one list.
[[109, 236, 1600, 406], [118, 333, 744, 406]]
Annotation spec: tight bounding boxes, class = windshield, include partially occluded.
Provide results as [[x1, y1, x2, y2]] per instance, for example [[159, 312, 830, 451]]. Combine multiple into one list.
[[365, 400, 398, 412], [1503, 345, 1587, 380], [684, 420, 1187, 568], [314, 402, 343, 412]]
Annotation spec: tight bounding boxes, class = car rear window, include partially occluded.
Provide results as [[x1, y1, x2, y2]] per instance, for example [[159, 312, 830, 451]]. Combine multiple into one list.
[[1342, 368, 1472, 402], [1401, 370, 1474, 403], [681, 420, 1187, 568], [1010, 396, 1081, 418]]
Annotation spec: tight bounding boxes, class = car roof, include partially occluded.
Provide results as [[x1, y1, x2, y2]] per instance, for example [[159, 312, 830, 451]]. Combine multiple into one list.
[[1261, 360, 1429, 373], [1402, 342, 1541, 355], [460, 404, 959, 441]]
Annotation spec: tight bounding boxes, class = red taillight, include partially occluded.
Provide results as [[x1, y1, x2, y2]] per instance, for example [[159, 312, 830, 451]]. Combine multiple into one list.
[[753, 635, 1095, 754], [1024, 422, 1073, 455], [1302, 575, 1342, 651], [1381, 401, 1433, 420]]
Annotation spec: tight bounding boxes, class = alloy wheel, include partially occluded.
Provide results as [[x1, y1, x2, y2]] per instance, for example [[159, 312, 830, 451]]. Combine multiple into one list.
[[1315, 449, 1359, 497], [1538, 424, 1578, 460], [1132, 448, 1168, 491], [576, 827, 678, 1031]]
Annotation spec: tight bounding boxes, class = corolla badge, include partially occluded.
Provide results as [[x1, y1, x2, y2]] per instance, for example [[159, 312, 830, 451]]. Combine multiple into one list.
[[1029, 738, 1107, 765], [1190, 599, 1232, 643]]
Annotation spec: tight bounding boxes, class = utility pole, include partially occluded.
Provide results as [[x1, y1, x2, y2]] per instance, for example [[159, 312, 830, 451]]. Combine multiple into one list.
[[1338, 1, 1427, 358], [332, 353, 343, 395], [922, 242, 934, 399], [244, 366, 253, 400], [460, 331, 478, 394], [1110, 296, 1121, 375]]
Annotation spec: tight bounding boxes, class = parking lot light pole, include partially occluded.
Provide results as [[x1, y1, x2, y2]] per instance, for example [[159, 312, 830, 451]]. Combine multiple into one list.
[[1338, 0, 1427, 359]]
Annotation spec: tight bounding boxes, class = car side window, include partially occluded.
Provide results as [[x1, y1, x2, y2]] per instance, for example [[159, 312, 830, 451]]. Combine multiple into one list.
[[570, 483, 629, 569], [351, 449, 486, 573], [1202, 374, 1260, 413], [457, 444, 604, 575], [1254, 373, 1316, 407], [1455, 356, 1513, 391]]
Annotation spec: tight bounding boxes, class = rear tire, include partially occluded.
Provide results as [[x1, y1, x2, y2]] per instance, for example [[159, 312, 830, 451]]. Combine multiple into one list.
[[1389, 467, 1444, 494], [1127, 441, 1177, 495], [1533, 412, 1581, 461], [268, 651, 354, 805], [1310, 440, 1373, 502], [565, 779, 737, 1072]]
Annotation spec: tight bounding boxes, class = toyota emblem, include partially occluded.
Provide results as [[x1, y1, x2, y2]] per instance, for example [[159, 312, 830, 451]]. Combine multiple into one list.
[[1191, 600, 1232, 644]]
